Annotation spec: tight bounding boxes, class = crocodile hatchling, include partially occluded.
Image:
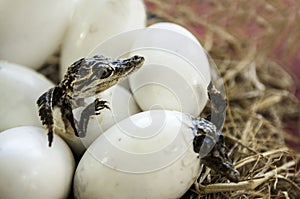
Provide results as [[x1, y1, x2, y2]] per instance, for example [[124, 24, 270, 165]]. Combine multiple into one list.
[[191, 82, 240, 182], [37, 54, 239, 182], [37, 54, 145, 147]]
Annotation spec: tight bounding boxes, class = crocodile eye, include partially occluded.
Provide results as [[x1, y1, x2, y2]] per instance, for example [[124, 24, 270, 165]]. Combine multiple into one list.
[[98, 67, 113, 79]]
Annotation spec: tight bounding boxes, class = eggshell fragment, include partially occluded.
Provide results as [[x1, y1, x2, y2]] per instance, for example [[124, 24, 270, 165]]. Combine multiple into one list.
[[74, 110, 200, 199], [0, 126, 75, 199], [0, 0, 77, 69], [60, 0, 146, 78], [0, 61, 54, 132]]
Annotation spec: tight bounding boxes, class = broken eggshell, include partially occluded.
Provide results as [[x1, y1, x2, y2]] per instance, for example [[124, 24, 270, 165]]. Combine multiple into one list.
[[74, 110, 200, 199]]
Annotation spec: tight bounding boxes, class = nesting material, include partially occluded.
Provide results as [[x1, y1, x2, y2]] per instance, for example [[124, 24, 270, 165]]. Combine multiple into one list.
[[144, 0, 300, 198]]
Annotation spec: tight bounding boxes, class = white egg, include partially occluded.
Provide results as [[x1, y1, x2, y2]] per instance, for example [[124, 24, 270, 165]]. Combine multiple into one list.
[[129, 22, 211, 117], [60, 0, 146, 78], [0, 61, 54, 132], [150, 22, 201, 45], [74, 110, 200, 199], [0, 0, 77, 69], [57, 85, 141, 156], [0, 126, 75, 199]]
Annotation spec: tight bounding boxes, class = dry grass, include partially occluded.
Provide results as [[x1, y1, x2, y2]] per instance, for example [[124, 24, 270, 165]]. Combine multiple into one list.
[[145, 0, 300, 198]]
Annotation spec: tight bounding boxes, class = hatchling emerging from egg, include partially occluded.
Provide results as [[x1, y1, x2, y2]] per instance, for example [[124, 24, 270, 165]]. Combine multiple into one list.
[[191, 82, 240, 182], [37, 54, 239, 182], [37, 54, 145, 147]]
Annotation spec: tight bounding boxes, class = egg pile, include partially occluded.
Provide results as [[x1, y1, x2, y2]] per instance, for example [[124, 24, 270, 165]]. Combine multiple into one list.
[[0, 1, 212, 198]]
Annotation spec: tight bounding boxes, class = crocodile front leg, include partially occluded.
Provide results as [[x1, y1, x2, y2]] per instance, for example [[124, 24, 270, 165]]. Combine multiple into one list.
[[77, 98, 110, 137]]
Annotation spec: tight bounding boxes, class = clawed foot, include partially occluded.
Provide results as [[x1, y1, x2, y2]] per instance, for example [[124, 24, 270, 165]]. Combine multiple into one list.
[[94, 99, 110, 115], [77, 99, 110, 137]]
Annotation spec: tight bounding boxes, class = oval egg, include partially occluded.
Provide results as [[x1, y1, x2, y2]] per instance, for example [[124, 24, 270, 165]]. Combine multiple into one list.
[[129, 22, 211, 117], [60, 0, 146, 78], [0, 126, 75, 199], [0, 61, 54, 131], [0, 0, 77, 69], [74, 110, 200, 199]]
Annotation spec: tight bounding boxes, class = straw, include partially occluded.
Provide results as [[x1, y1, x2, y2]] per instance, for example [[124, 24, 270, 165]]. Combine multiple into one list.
[[144, 0, 300, 198]]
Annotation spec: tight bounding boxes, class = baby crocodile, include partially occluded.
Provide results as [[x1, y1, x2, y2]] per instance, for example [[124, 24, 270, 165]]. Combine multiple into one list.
[[192, 82, 240, 182], [37, 54, 239, 182], [37, 55, 145, 147], [192, 116, 240, 182]]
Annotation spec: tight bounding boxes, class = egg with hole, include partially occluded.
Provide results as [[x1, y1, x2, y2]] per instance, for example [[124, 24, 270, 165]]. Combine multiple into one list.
[[74, 110, 200, 199], [0, 126, 75, 199], [60, 0, 146, 78], [129, 22, 211, 117], [0, 0, 77, 69], [0, 61, 54, 132], [57, 85, 141, 156]]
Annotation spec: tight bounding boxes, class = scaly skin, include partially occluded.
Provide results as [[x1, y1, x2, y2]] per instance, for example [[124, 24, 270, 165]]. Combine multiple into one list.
[[192, 82, 240, 182], [37, 55, 145, 147], [37, 54, 239, 182], [192, 116, 240, 183]]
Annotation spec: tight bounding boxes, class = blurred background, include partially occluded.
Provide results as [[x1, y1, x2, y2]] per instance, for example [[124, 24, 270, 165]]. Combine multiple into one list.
[[145, 0, 300, 99], [144, 0, 300, 151]]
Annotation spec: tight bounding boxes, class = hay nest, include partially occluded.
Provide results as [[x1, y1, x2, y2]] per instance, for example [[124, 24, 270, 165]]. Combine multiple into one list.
[[39, 0, 300, 198], [145, 0, 300, 198]]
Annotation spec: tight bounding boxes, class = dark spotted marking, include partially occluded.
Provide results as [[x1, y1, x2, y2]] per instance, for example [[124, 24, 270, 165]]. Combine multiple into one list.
[[191, 82, 240, 182], [37, 55, 144, 146]]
